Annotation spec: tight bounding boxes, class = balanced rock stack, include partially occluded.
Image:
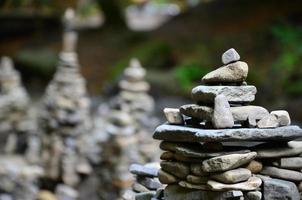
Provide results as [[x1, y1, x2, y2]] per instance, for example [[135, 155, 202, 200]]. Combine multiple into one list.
[[153, 48, 302, 199], [40, 8, 92, 192], [122, 163, 164, 200], [0, 56, 38, 159]]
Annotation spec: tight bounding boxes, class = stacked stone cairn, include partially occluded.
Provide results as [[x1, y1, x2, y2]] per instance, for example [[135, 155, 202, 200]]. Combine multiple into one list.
[[39, 8, 92, 198], [152, 48, 302, 199], [98, 58, 159, 199], [122, 163, 165, 200]]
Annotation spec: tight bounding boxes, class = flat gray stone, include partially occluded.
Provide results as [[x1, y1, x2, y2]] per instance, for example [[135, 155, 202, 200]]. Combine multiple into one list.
[[260, 166, 302, 182], [179, 181, 209, 190], [192, 85, 257, 104], [129, 164, 158, 177], [210, 168, 251, 184], [153, 124, 302, 142], [212, 94, 234, 129], [207, 177, 262, 191], [202, 61, 248, 84], [273, 157, 302, 170], [186, 174, 209, 184], [263, 178, 300, 200], [179, 104, 213, 121], [137, 177, 162, 190], [202, 152, 257, 172], [222, 48, 240, 65], [256, 141, 302, 158], [160, 161, 190, 179]]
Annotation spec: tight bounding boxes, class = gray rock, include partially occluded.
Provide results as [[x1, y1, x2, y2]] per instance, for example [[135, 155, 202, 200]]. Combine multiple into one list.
[[179, 104, 213, 121], [202, 152, 257, 172], [245, 191, 262, 200], [273, 157, 302, 170], [137, 177, 162, 190], [271, 110, 291, 126], [153, 124, 302, 142], [257, 114, 279, 128], [164, 185, 205, 200], [222, 48, 240, 65], [186, 175, 209, 184], [207, 177, 262, 191], [191, 85, 257, 104], [158, 169, 178, 184], [202, 61, 248, 84], [190, 164, 210, 176], [256, 141, 302, 158], [211, 168, 251, 184], [122, 189, 136, 200], [178, 181, 209, 190], [160, 161, 190, 179], [263, 178, 300, 200], [212, 94, 234, 129], [135, 191, 156, 200], [163, 108, 184, 125], [260, 166, 302, 182], [133, 182, 150, 193], [230, 106, 269, 127], [129, 164, 158, 177]]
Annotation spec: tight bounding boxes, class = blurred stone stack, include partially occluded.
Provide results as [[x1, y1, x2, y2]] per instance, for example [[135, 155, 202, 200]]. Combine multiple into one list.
[[122, 163, 164, 200], [0, 56, 37, 156], [98, 59, 159, 199], [40, 8, 92, 195], [152, 49, 302, 199]]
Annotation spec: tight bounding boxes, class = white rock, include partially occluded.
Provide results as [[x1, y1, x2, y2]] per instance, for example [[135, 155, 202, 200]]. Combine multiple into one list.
[[257, 114, 279, 128], [212, 94, 234, 129], [163, 108, 184, 125], [222, 48, 240, 65], [271, 110, 291, 126]]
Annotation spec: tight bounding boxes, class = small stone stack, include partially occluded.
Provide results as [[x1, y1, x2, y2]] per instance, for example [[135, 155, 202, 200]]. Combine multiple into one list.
[[122, 163, 164, 200], [153, 48, 302, 199], [40, 8, 92, 192], [0, 56, 37, 156]]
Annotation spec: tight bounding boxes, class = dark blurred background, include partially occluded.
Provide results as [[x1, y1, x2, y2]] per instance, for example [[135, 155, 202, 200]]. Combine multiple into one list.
[[0, 0, 302, 123]]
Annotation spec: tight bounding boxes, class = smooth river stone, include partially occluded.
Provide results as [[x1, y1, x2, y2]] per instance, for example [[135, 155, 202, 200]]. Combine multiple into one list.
[[202, 152, 257, 172], [273, 157, 302, 170], [191, 85, 257, 104], [207, 177, 262, 191], [179, 104, 213, 121], [271, 110, 291, 126], [260, 166, 302, 182], [245, 160, 263, 174], [222, 48, 240, 65], [160, 161, 190, 179], [263, 178, 300, 200], [179, 181, 209, 190], [202, 61, 248, 84], [153, 124, 302, 142], [190, 164, 210, 176], [158, 169, 178, 184], [212, 94, 234, 129], [163, 108, 184, 125], [230, 106, 269, 127], [256, 141, 302, 158], [211, 168, 251, 184]]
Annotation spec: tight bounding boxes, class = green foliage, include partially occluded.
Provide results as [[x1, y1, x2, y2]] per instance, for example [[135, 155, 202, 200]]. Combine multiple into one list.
[[174, 61, 209, 90], [271, 24, 302, 96]]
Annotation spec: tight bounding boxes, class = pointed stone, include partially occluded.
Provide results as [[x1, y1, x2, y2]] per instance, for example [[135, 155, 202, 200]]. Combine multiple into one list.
[[212, 94, 234, 129], [191, 85, 257, 104], [202, 61, 248, 84], [222, 48, 240, 65], [202, 152, 257, 172], [207, 177, 262, 191]]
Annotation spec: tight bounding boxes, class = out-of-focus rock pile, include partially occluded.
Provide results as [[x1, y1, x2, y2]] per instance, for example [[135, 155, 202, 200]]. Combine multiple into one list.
[[39, 8, 93, 199], [96, 58, 160, 199]]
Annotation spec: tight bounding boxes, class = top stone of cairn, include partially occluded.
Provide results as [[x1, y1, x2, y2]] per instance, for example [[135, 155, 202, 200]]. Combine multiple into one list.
[[202, 48, 247, 84]]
